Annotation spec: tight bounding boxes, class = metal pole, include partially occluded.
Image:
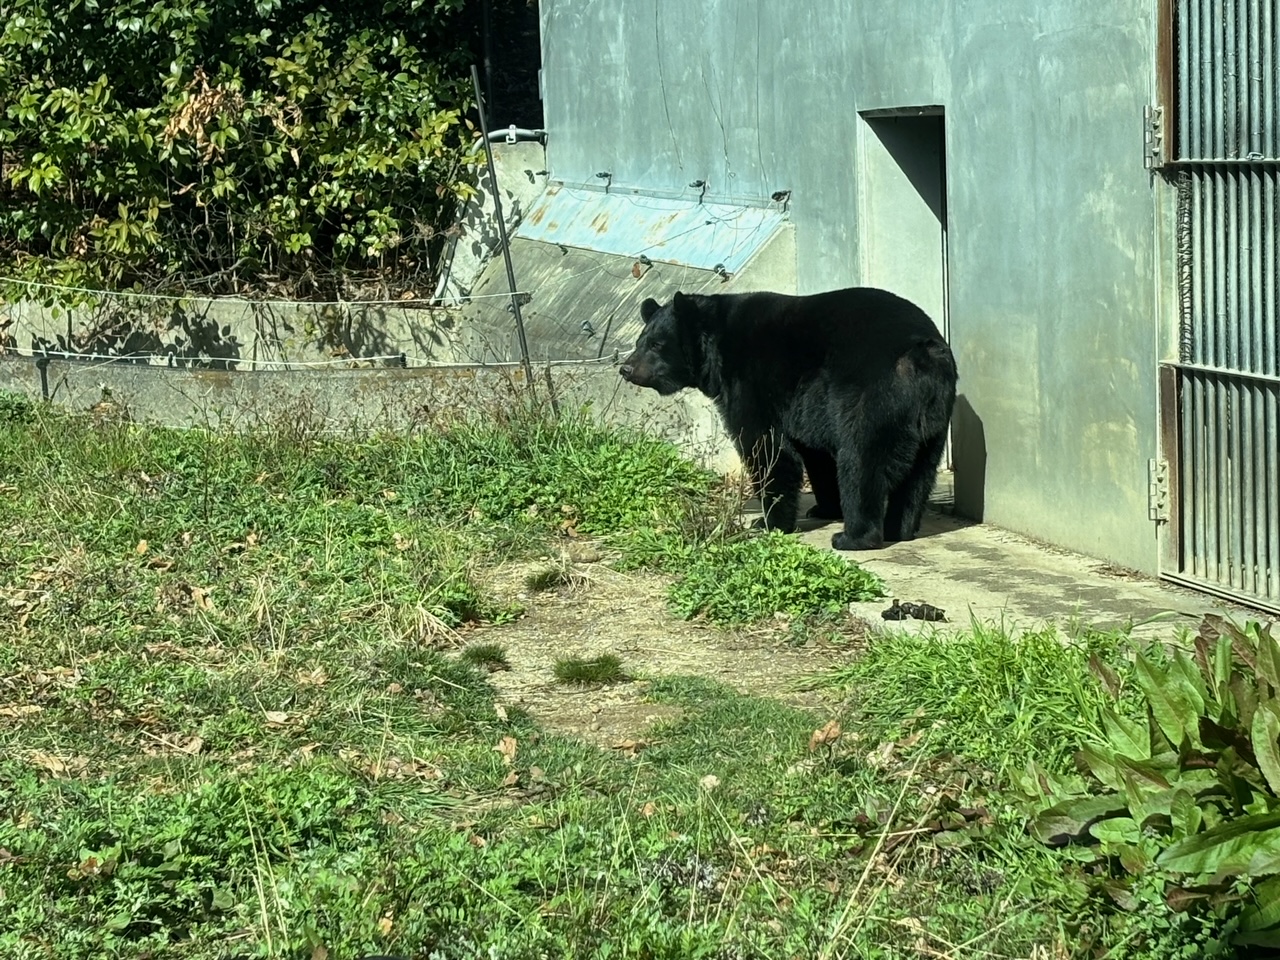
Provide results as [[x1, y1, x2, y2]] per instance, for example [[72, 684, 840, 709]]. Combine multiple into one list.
[[470, 63, 535, 390]]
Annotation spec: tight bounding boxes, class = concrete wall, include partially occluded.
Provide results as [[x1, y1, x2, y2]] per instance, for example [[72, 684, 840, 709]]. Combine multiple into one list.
[[0, 355, 740, 474], [541, 0, 1161, 572]]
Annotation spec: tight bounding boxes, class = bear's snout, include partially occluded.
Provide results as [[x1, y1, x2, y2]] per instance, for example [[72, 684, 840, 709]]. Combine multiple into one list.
[[619, 364, 635, 382]]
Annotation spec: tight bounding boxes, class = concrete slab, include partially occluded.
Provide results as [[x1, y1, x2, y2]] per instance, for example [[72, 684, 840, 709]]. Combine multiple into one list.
[[749, 472, 1265, 642]]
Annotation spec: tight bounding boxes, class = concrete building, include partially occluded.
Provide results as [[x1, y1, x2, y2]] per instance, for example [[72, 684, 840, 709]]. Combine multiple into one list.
[[475, 0, 1276, 613]]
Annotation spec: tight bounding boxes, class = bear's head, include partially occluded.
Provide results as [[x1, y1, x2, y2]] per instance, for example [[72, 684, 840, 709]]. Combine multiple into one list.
[[618, 292, 705, 397]]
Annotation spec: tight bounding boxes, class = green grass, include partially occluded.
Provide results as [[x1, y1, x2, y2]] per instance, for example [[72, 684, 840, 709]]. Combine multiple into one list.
[[0, 393, 1231, 958], [553, 653, 629, 685]]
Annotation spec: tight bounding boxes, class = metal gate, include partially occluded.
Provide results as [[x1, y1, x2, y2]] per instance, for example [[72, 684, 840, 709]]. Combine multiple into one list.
[[1157, 0, 1280, 611]]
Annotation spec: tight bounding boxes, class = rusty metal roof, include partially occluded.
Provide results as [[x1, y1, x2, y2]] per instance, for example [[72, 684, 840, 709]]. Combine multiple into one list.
[[514, 183, 785, 275]]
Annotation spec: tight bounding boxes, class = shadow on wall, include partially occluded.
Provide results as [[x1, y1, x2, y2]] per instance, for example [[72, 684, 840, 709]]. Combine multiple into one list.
[[952, 394, 986, 522], [24, 300, 244, 366]]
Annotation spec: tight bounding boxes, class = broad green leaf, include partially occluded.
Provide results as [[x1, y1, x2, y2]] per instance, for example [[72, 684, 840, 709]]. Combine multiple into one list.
[[1079, 743, 1122, 792], [1258, 624, 1280, 691], [1089, 653, 1122, 699], [1233, 675, 1261, 730], [1089, 817, 1141, 845], [1171, 789, 1204, 839], [1248, 847, 1280, 877], [1031, 795, 1129, 846], [1157, 811, 1280, 875], [1135, 652, 1199, 748], [1101, 706, 1149, 760], [1252, 698, 1280, 795], [1170, 648, 1209, 707], [1239, 877, 1280, 933]]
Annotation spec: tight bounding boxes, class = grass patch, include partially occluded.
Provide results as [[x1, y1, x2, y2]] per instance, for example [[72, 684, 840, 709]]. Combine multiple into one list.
[[803, 621, 1142, 780], [553, 653, 629, 685], [458, 642, 512, 672], [0, 395, 1230, 958], [668, 531, 885, 624]]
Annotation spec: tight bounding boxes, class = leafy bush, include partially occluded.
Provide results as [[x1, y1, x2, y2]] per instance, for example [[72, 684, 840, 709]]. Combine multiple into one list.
[[667, 531, 885, 625], [0, 0, 512, 297], [1026, 615, 1280, 950]]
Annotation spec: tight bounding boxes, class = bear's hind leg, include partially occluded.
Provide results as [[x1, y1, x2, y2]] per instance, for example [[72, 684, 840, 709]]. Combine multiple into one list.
[[794, 442, 842, 521], [883, 434, 948, 542], [831, 447, 887, 551]]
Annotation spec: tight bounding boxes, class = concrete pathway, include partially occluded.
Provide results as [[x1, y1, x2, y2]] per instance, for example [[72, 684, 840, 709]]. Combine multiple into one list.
[[773, 474, 1266, 642]]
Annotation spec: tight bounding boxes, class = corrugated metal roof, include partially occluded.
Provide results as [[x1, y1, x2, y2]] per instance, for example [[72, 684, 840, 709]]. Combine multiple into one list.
[[514, 183, 785, 274]]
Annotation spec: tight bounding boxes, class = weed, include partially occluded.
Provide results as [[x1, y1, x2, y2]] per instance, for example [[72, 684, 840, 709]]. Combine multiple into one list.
[[668, 531, 885, 624], [805, 621, 1137, 779], [553, 653, 629, 685], [524, 561, 585, 592], [459, 642, 511, 672]]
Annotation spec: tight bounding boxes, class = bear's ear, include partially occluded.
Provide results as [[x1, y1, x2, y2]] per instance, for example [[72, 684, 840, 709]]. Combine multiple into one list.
[[672, 292, 692, 314], [640, 298, 661, 324]]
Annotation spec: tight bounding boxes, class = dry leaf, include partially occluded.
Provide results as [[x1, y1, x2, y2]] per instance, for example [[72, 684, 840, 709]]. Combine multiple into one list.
[[468, 834, 487, 848], [699, 774, 721, 792], [493, 735, 517, 766], [30, 751, 87, 777], [865, 741, 896, 769], [0, 705, 42, 718], [611, 738, 646, 757], [311, 945, 329, 960], [190, 586, 214, 612], [376, 915, 393, 935], [640, 801, 658, 818], [494, 703, 509, 721], [179, 736, 204, 755], [808, 719, 843, 752], [631, 261, 642, 279], [135, 539, 149, 555], [529, 766, 545, 781], [264, 711, 290, 726], [502, 770, 520, 788]]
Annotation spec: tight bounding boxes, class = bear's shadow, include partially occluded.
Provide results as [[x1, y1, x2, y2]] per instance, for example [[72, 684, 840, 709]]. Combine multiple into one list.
[[742, 488, 964, 543]]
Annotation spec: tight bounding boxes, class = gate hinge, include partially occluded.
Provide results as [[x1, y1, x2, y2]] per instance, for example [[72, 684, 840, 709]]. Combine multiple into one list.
[[1143, 105, 1165, 170], [1148, 457, 1170, 522]]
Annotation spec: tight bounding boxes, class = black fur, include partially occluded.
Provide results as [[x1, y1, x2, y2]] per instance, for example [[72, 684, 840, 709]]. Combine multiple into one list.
[[619, 287, 958, 551]]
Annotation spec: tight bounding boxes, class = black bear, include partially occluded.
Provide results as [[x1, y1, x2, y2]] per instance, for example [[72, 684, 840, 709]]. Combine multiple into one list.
[[619, 286, 958, 551]]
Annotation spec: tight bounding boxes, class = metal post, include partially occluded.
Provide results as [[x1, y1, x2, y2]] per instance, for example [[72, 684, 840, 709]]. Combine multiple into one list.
[[470, 63, 535, 391]]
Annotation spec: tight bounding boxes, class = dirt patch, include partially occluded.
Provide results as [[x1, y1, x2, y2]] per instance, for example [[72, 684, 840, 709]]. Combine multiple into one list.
[[466, 551, 865, 748]]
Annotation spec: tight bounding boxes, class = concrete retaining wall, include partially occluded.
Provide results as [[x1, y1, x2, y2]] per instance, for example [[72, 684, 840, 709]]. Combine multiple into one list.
[[0, 354, 740, 474]]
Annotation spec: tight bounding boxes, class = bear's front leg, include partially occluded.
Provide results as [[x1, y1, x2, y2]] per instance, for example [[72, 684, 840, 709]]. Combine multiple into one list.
[[742, 433, 804, 534]]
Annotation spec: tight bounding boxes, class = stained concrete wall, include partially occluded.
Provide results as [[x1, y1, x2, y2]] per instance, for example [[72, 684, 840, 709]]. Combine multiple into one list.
[[0, 355, 740, 474], [540, 0, 1161, 572]]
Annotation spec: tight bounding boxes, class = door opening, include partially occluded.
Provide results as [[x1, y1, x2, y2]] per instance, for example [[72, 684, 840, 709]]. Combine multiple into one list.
[[857, 108, 954, 479]]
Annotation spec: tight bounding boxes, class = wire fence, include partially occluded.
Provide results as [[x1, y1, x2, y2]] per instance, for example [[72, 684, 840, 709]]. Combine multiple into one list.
[[0, 274, 634, 372]]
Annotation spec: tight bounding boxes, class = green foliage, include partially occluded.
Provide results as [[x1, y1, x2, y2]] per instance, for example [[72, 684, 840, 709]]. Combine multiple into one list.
[[0, 0, 504, 296], [459, 642, 511, 672], [1026, 615, 1280, 950], [810, 624, 1139, 780], [553, 653, 628, 686], [0, 389, 38, 424], [667, 531, 884, 625]]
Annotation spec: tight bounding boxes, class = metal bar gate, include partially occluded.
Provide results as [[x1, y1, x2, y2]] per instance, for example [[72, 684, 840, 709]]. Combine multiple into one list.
[[1159, 0, 1280, 611]]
